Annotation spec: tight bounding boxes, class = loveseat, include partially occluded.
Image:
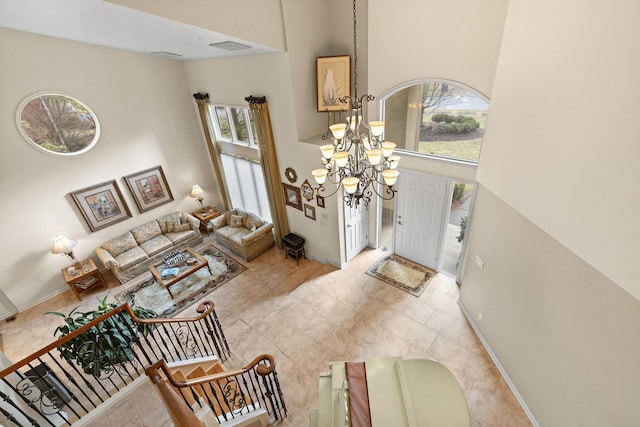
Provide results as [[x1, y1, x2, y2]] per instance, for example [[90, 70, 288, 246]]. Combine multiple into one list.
[[96, 211, 203, 283], [209, 209, 274, 261]]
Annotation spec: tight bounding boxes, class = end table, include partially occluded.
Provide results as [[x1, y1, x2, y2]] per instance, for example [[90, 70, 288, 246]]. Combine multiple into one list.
[[192, 206, 222, 235], [61, 258, 107, 300]]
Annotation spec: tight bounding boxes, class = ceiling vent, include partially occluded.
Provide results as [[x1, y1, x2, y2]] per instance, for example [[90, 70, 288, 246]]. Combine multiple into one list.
[[209, 41, 251, 51], [150, 51, 183, 58]]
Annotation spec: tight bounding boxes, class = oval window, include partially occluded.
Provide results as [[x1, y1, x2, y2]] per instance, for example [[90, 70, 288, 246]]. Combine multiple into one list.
[[381, 80, 489, 164], [17, 93, 100, 156]]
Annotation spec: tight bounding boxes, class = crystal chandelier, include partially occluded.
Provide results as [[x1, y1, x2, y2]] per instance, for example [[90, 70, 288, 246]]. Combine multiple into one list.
[[312, 0, 400, 208]]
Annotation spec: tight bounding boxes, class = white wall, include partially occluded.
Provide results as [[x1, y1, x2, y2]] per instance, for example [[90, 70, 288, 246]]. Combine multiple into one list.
[[476, 0, 640, 299], [0, 29, 217, 310]]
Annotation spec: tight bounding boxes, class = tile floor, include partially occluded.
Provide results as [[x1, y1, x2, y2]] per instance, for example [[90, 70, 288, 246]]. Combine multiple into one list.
[[1, 236, 531, 426]]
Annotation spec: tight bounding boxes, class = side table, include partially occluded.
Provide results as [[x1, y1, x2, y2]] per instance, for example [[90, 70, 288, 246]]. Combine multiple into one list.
[[283, 233, 305, 265], [61, 258, 107, 301], [192, 206, 222, 235]]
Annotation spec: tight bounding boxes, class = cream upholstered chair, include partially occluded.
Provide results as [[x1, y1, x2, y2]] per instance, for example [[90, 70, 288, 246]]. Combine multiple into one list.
[[208, 209, 274, 261]]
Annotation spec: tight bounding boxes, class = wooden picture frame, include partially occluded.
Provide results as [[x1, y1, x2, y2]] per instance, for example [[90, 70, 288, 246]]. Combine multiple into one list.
[[123, 165, 174, 213], [282, 183, 302, 210], [70, 180, 132, 232], [301, 179, 314, 201], [316, 195, 325, 208], [316, 55, 351, 112], [304, 204, 316, 221]]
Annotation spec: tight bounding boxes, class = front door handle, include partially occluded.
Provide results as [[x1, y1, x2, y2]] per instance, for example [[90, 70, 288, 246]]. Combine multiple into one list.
[[397, 221, 403, 226]]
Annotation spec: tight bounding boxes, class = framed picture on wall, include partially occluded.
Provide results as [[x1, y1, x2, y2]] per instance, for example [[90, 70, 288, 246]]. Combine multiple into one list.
[[282, 183, 302, 210], [123, 165, 174, 213], [70, 180, 132, 232], [304, 204, 316, 221], [316, 55, 351, 112], [316, 195, 325, 208]]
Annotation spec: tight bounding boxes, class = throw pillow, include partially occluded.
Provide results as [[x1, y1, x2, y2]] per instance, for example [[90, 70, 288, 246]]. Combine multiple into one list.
[[161, 221, 176, 233], [230, 214, 244, 228], [173, 223, 191, 232]]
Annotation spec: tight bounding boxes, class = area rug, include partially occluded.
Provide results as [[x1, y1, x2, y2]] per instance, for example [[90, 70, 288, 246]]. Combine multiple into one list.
[[366, 253, 435, 297], [115, 245, 245, 317]]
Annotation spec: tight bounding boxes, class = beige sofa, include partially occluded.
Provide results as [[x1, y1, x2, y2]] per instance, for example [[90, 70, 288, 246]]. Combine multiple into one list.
[[209, 209, 274, 261], [96, 211, 203, 283]]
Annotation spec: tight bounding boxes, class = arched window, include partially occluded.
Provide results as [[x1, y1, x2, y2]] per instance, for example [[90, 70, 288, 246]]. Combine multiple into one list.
[[380, 80, 489, 164]]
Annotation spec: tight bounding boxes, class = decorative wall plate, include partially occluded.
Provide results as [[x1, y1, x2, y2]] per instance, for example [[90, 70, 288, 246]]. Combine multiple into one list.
[[301, 179, 314, 201], [285, 167, 297, 183]]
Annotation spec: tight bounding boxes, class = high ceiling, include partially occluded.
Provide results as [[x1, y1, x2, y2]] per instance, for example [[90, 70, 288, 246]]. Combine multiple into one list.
[[0, 0, 280, 60]]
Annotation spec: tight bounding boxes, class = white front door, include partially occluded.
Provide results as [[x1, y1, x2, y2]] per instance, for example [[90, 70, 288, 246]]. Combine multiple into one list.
[[393, 169, 448, 269], [345, 198, 369, 262]]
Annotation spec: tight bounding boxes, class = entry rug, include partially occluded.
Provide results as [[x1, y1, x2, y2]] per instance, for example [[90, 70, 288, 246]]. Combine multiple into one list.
[[366, 253, 435, 297], [115, 245, 245, 317]]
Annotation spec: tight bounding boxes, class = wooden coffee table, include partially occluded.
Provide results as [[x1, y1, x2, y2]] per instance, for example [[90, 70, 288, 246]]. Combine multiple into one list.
[[149, 247, 211, 299]]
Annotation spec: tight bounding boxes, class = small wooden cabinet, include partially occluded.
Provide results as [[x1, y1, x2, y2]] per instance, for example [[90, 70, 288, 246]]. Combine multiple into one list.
[[283, 233, 305, 265], [61, 258, 106, 300], [192, 206, 222, 235]]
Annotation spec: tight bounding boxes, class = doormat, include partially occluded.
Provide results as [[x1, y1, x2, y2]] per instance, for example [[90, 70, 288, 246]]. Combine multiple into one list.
[[366, 254, 435, 297], [115, 245, 245, 317]]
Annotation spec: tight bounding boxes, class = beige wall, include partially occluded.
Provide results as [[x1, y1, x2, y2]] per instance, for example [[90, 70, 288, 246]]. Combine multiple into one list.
[[476, 0, 640, 299], [460, 186, 640, 425], [0, 29, 217, 310]]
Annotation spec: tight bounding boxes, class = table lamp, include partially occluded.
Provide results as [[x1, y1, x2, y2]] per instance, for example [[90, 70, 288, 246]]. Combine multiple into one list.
[[189, 184, 205, 212], [51, 235, 79, 266]]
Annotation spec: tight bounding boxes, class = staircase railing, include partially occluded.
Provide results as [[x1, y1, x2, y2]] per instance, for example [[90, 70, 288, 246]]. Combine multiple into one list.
[[146, 354, 287, 425], [0, 300, 229, 426]]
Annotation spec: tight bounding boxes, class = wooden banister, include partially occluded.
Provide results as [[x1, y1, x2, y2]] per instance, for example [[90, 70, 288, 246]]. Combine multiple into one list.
[[148, 354, 276, 388], [146, 368, 205, 427]]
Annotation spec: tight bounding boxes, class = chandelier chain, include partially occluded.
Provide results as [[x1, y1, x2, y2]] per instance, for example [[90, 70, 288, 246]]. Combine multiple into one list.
[[352, 0, 358, 100]]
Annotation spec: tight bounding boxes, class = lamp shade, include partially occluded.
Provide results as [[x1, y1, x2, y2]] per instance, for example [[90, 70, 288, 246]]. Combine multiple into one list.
[[343, 177, 359, 194], [365, 149, 382, 166], [381, 141, 396, 158], [51, 235, 77, 254], [320, 144, 335, 159], [369, 121, 386, 136], [388, 155, 401, 169], [329, 124, 347, 140], [333, 151, 349, 168], [312, 168, 328, 185], [189, 185, 204, 199], [382, 169, 400, 186]]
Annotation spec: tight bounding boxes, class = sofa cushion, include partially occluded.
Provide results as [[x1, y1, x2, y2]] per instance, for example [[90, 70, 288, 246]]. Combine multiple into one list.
[[229, 228, 251, 246], [165, 229, 197, 245], [102, 232, 138, 257], [246, 213, 264, 230], [131, 221, 162, 244], [230, 215, 244, 228], [114, 246, 148, 270], [158, 212, 185, 227], [223, 209, 238, 224], [216, 226, 243, 240], [139, 235, 173, 257], [210, 215, 226, 229]]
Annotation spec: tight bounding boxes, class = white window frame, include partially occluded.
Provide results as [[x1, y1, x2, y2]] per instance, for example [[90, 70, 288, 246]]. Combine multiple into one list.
[[210, 104, 257, 148]]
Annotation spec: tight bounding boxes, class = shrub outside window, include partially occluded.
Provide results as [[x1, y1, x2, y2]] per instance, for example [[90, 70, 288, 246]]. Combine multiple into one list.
[[381, 80, 489, 164]]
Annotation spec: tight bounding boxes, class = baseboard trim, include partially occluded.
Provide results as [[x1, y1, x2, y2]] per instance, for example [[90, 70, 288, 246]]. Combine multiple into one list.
[[17, 288, 69, 312], [457, 300, 539, 427]]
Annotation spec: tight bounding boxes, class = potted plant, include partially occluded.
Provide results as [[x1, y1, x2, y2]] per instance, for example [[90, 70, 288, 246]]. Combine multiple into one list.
[[47, 294, 157, 377]]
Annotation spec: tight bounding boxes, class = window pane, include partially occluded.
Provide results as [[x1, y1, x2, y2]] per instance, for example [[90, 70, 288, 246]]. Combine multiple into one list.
[[214, 107, 232, 140], [230, 108, 250, 144], [220, 153, 271, 222], [383, 81, 489, 163]]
